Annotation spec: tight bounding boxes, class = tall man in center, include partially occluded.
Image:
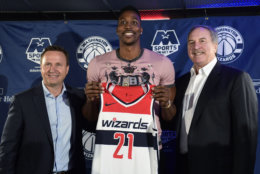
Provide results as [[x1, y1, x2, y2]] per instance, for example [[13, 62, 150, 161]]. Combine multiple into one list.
[[82, 6, 176, 174]]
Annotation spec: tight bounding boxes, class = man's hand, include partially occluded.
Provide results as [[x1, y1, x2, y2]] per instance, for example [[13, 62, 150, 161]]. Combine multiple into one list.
[[152, 86, 172, 108], [85, 81, 104, 102], [152, 86, 176, 121], [82, 81, 104, 121]]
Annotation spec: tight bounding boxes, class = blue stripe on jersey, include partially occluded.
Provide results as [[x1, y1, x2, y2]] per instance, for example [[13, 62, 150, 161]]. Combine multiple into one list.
[[95, 130, 158, 149]]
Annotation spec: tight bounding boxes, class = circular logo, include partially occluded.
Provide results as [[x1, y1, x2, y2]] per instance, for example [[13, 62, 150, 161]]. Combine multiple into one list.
[[82, 130, 96, 160], [0, 45, 3, 63], [215, 26, 244, 64], [76, 36, 112, 70]]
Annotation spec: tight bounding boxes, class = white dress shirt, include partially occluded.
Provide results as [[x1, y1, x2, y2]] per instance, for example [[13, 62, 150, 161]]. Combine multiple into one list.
[[180, 58, 217, 154]]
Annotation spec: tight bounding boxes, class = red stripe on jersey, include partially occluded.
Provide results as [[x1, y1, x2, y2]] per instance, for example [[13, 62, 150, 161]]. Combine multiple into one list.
[[101, 83, 154, 115]]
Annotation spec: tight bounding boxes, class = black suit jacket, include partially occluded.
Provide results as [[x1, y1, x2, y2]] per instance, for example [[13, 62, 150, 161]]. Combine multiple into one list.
[[174, 62, 258, 174], [0, 85, 86, 174]]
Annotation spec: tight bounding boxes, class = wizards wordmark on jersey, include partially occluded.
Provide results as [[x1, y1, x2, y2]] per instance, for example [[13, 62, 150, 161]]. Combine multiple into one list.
[[102, 118, 149, 130]]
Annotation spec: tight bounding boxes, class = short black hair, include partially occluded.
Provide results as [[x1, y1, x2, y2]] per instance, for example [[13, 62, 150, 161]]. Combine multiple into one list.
[[118, 5, 141, 20], [40, 45, 69, 65]]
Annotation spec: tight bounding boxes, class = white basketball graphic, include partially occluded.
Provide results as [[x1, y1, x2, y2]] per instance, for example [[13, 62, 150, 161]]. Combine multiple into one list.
[[76, 36, 112, 70], [82, 130, 96, 160], [215, 26, 244, 64], [217, 33, 236, 56], [83, 43, 107, 63]]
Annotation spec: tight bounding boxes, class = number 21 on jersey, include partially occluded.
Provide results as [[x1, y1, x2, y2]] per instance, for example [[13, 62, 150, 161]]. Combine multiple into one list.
[[113, 132, 134, 159]]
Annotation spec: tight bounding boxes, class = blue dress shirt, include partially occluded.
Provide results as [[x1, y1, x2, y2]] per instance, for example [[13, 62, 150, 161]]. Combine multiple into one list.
[[42, 82, 72, 172]]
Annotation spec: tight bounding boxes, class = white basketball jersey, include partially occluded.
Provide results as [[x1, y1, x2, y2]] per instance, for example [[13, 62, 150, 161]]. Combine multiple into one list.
[[91, 83, 159, 174]]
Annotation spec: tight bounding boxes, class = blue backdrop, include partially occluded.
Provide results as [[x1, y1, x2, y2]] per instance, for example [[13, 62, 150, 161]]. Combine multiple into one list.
[[0, 16, 259, 173]]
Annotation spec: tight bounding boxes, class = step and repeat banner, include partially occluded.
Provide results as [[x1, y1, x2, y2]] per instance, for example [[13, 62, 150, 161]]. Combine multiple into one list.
[[0, 16, 260, 173]]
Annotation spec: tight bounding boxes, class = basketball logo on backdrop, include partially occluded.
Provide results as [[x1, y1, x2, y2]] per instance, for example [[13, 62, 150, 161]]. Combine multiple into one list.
[[253, 79, 260, 95], [151, 30, 180, 56], [215, 26, 244, 64], [0, 45, 3, 63], [82, 130, 96, 160], [26, 38, 52, 65], [26, 38, 51, 72], [76, 36, 112, 70]]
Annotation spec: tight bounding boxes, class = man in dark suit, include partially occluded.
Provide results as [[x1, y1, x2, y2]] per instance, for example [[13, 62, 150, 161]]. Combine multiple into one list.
[[0, 45, 86, 174], [174, 25, 258, 174]]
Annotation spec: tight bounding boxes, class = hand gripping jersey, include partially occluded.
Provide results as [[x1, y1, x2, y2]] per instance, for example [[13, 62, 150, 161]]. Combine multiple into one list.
[[91, 83, 159, 174]]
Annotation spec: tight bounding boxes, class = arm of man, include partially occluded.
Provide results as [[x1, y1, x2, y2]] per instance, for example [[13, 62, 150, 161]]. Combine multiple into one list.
[[152, 85, 176, 121], [152, 55, 176, 121], [0, 96, 23, 174], [231, 72, 258, 174], [82, 57, 104, 122]]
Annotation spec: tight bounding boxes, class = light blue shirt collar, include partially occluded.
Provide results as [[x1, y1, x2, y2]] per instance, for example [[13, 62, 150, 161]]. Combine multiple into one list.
[[42, 81, 67, 98]]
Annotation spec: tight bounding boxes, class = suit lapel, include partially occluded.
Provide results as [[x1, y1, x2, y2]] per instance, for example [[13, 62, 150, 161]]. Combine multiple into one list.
[[33, 85, 54, 147], [175, 73, 191, 137], [190, 62, 222, 131], [66, 88, 76, 146]]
